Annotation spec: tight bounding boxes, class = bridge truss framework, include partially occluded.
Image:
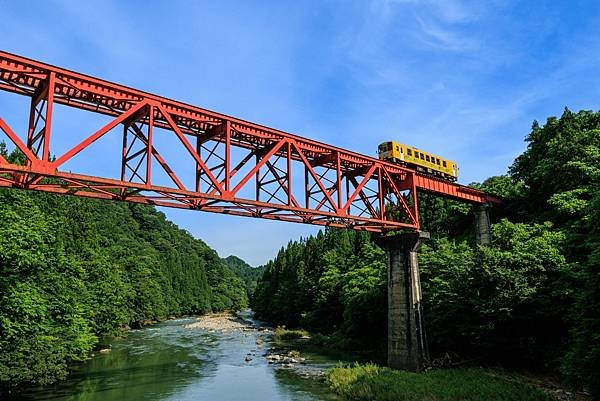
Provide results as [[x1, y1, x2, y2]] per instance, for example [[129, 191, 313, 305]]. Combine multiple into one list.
[[0, 51, 498, 232]]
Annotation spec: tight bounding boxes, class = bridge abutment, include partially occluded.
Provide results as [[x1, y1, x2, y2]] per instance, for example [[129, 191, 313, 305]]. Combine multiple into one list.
[[376, 231, 430, 372], [474, 204, 492, 245]]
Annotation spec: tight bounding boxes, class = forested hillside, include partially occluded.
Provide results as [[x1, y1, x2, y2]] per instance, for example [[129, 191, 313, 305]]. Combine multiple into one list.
[[0, 145, 248, 389], [253, 108, 600, 396], [222, 256, 265, 297]]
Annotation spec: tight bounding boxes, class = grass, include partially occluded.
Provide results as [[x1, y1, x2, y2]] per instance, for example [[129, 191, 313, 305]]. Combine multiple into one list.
[[274, 326, 310, 340], [326, 363, 555, 401]]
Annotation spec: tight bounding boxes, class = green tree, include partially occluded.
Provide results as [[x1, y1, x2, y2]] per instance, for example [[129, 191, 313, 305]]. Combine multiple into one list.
[[0, 168, 248, 390]]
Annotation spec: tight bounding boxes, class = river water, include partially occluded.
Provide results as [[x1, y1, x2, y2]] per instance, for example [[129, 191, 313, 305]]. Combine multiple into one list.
[[12, 312, 345, 401]]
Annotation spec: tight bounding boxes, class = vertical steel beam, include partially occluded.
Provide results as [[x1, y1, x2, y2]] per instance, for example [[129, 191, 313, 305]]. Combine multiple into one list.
[[145, 105, 154, 187], [410, 173, 420, 230], [304, 163, 309, 209], [120, 125, 128, 182], [42, 72, 55, 162], [25, 72, 55, 162], [224, 121, 231, 193], [336, 151, 342, 212], [287, 141, 292, 207], [196, 135, 201, 192], [255, 153, 260, 202], [345, 173, 351, 215], [378, 167, 385, 220]]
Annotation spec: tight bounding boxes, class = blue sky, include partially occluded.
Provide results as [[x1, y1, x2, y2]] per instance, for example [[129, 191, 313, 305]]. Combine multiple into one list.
[[1, 0, 600, 266]]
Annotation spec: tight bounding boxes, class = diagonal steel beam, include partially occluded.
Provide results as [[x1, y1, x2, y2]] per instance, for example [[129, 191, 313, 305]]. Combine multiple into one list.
[[53, 100, 149, 168], [157, 104, 223, 194], [0, 118, 37, 162]]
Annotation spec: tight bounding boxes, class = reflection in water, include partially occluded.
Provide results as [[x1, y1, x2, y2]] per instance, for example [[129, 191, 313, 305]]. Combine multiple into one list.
[[13, 316, 339, 401]]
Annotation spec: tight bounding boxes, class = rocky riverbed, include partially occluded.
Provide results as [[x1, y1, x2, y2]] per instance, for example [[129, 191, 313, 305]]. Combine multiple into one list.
[[183, 312, 324, 377], [183, 312, 255, 331]]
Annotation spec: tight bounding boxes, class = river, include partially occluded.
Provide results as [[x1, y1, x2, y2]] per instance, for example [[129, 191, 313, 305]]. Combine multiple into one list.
[[11, 312, 347, 401]]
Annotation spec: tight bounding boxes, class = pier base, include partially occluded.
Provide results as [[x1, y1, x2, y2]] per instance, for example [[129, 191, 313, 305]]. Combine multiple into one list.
[[376, 231, 430, 372], [474, 204, 492, 245]]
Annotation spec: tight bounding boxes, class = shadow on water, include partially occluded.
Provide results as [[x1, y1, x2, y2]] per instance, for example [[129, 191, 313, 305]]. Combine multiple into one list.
[[10, 315, 342, 401]]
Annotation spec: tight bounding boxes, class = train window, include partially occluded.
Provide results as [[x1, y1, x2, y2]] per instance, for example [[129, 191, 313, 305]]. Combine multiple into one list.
[[400, 147, 403, 153], [442, 161, 447, 167], [436, 159, 441, 165], [407, 149, 412, 156], [396, 145, 399, 151], [426, 155, 430, 162], [420, 153, 425, 160]]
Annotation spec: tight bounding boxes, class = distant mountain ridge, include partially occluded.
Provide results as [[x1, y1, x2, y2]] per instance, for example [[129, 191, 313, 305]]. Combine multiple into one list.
[[222, 255, 265, 297]]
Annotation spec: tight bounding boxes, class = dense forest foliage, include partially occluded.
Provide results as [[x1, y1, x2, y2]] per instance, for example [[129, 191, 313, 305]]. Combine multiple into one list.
[[222, 255, 265, 297], [253, 108, 600, 396], [0, 145, 248, 390]]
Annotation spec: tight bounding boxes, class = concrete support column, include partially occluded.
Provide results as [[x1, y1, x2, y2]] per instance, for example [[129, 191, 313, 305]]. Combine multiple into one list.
[[376, 231, 430, 372], [474, 204, 492, 245]]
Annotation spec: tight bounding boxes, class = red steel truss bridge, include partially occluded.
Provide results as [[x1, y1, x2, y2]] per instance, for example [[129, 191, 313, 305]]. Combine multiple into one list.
[[0, 51, 499, 232]]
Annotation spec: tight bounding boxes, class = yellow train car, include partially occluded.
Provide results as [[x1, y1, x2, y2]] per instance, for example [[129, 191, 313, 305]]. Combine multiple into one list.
[[377, 141, 458, 181]]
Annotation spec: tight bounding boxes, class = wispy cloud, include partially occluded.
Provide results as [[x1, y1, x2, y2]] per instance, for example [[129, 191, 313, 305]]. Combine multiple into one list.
[[370, 0, 488, 52], [415, 15, 480, 52]]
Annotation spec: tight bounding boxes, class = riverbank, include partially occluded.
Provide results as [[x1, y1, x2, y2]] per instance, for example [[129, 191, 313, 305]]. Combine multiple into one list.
[[326, 364, 560, 401], [271, 328, 590, 401]]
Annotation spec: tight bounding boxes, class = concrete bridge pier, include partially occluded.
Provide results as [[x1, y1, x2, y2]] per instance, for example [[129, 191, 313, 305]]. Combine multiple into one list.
[[376, 231, 430, 372], [474, 204, 492, 245]]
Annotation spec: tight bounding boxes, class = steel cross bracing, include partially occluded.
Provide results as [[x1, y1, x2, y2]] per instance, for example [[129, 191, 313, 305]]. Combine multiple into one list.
[[0, 51, 499, 232]]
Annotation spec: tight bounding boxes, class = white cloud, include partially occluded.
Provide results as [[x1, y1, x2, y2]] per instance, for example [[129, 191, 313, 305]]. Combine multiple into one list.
[[415, 15, 480, 52]]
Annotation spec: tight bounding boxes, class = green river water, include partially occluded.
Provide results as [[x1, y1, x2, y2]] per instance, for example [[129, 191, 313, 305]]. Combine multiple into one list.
[[11, 312, 346, 401]]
